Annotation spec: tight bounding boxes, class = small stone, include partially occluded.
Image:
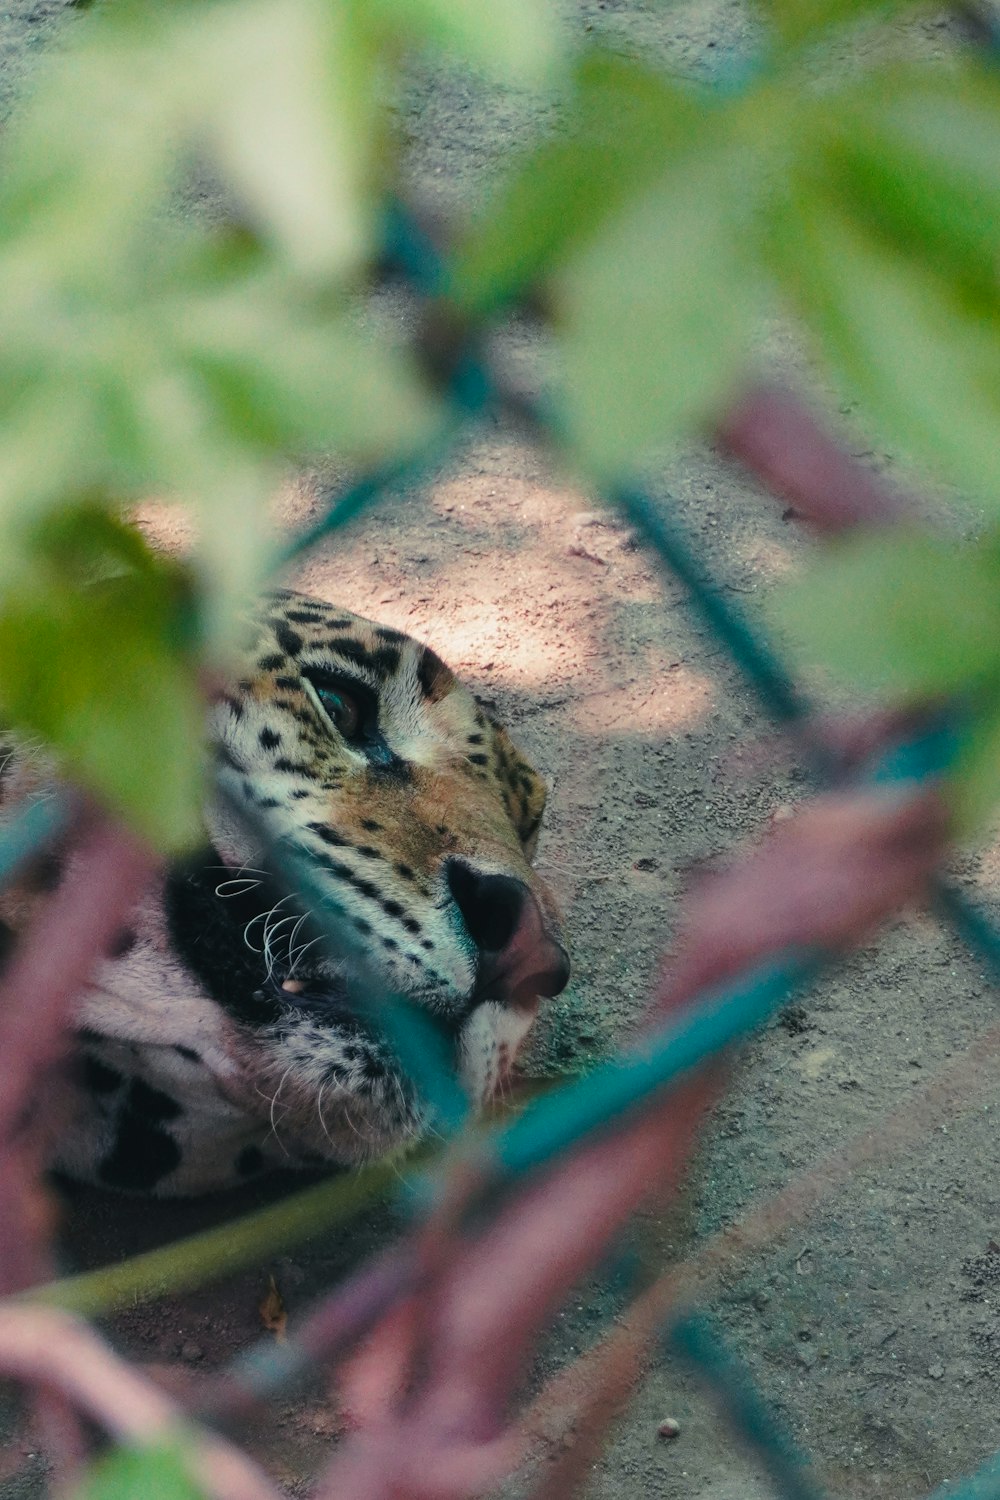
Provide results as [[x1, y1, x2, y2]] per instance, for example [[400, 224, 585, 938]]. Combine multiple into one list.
[[566, 543, 609, 566], [797, 1346, 817, 1369], [753, 1290, 770, 1311], [180, 1342, 204, 1363], [657, 1418, 681, 1441], [928, 1362, 944, 1380]]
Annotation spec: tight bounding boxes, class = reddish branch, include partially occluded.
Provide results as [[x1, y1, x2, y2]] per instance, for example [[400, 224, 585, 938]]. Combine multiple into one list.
[[0, 1306, 282, 1500], [0, 815, 153, 1297], [718, 383, 912, 532], [0, 816, 153, 1153], [1, 383, 951, 1499], [282, 387, 950, 1499], [305, 778, 946, 1500], [525, 1001, 1000, 1500], [198, 1246, 422, 1425], [0, 814, 155, 1484]]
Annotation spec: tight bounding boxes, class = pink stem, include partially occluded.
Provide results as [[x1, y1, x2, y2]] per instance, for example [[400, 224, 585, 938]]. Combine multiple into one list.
[[0, 816, 154, 1149], [718, 382, 912, 531], [0, 1307, 283, 1500]]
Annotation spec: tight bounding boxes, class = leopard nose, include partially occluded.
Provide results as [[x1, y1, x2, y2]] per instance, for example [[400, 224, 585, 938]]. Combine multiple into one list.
[[445, 860, 570, 1004]]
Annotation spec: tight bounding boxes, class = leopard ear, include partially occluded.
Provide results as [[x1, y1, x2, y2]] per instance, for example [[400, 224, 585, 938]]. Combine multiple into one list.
[[488, 720, 548, 859]]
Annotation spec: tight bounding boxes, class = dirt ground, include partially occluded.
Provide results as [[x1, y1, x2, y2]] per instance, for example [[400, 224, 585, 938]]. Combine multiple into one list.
[[5, 1, 1000, 1497]]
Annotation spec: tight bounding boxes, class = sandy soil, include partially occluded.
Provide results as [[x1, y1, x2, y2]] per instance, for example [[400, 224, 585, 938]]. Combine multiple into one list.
[[5, 2, 1000, 1497]]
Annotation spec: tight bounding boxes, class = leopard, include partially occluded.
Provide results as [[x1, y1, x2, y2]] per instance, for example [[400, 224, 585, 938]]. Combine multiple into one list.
[[0, 589, 569, 1196]]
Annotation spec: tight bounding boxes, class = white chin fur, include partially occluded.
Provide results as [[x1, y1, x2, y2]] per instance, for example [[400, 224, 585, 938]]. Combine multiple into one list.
[[459, 1000, 536, 1105]]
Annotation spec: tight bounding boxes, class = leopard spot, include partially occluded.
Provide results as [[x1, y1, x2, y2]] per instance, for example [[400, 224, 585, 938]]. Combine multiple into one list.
[[82, 1055, 123, 1094], [98, 1115, 181, 1191], [276, 624, 304, 657]]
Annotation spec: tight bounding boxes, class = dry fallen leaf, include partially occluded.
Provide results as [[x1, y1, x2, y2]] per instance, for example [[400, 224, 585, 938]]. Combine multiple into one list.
[[259, 1274, 288, 1343]]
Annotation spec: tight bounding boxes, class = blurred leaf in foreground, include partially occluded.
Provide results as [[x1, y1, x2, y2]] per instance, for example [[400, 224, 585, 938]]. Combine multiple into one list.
[[558, 138, 762, 476], [0, 507, 203, 850], [951, 703, 1000, 834], [0, 0, 444, 645], [770, 65, 1000, 506], [451, 52, 701, 313], [774, 529, 1000, 833], [74, 1441, 205, 1500], [762, 0, 921, 50], [196, 0, 381, 278], [823, 68, 1000, 296], [773, 531, 1000, 699], [365, 0, 563, 85], [776, 189, 1000, 505]]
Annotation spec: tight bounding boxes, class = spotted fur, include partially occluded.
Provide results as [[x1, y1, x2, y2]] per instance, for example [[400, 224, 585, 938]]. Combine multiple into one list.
[[0, 590, 569, 1195]]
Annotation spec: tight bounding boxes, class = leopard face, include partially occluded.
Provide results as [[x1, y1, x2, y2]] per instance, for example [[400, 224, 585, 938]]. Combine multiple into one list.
[[156, 588, 569, 1175]]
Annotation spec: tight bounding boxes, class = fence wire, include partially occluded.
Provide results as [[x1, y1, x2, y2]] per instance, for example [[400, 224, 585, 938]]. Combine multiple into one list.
[[4, 196, 1000, 1499]]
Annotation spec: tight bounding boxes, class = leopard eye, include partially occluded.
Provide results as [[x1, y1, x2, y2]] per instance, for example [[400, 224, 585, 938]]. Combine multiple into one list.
[[315, 683, 362, 742]]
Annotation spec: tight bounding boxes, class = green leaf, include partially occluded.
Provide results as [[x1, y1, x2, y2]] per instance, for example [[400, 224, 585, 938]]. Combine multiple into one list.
[[951, 702, 1000, 835], [558, 140, 760, 476], [451, 52, 702, 313], [75, 1440, 206, 1500], [0, 0, 385, 287], [197, 0, 380, 278], [770, 178, 1000, 505], [772, 531, 1000, 699], [0, 19, 180, 287], [363, 0, 562, 85], [0, 507, 204, 850], [801, 67, 1000, 299], [174, 281, 439, 462], [762, 0, 925, 49]]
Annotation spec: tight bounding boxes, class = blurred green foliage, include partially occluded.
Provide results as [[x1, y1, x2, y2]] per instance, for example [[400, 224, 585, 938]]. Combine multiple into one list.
[[75, 1441, 205, 1500], [1, 0, 998, 835], [0, 2, 995, 1491], [0, 0, 557, 843]]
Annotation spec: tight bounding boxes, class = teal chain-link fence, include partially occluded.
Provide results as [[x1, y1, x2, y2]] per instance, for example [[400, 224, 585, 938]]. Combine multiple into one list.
[[9, 199, 1000, 1498]]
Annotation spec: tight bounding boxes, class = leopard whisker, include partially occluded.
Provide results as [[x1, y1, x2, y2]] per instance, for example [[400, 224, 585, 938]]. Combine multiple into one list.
[[264, 1064, 297, 1158], [241, 905, 276, 954], [315, 1081, 337, 1150], [263, 911, 298, 954], [340, 1100, 364, 1144], [215, 877, 263, 898], [260, 900, 298, 979], [286, 933, 326, 976], [283, 911, 311, 974]]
